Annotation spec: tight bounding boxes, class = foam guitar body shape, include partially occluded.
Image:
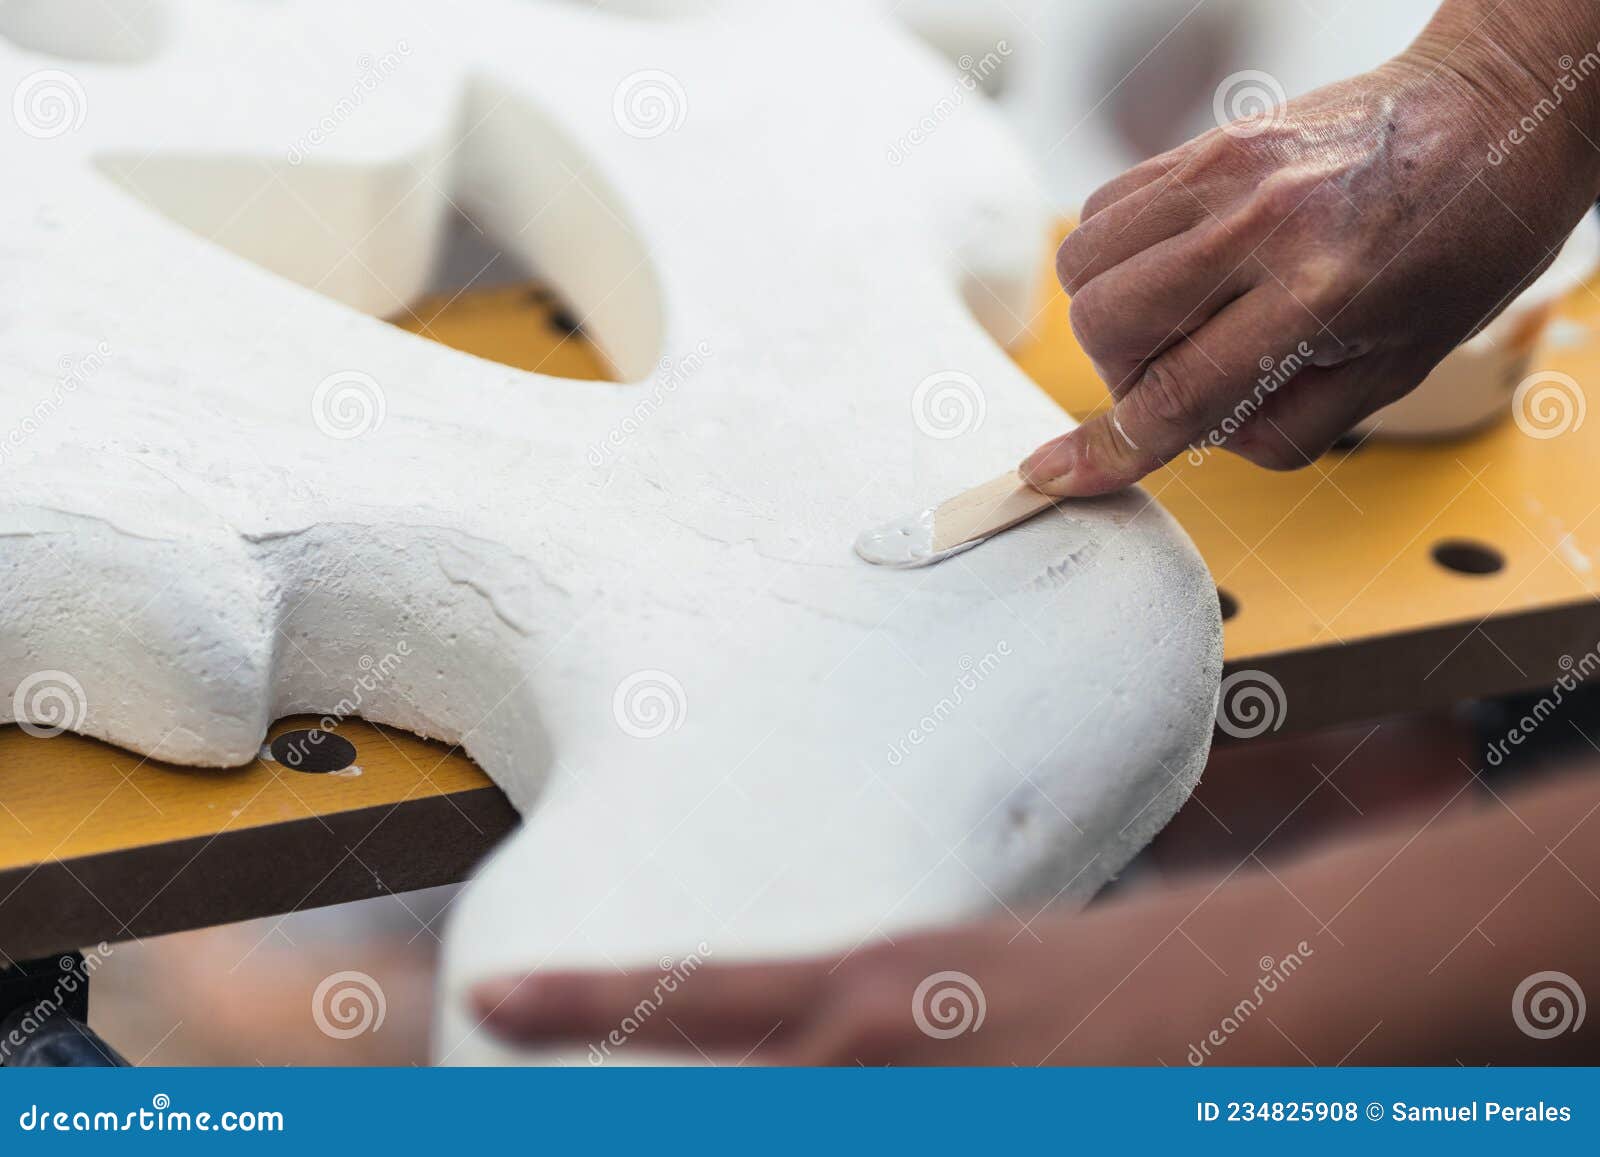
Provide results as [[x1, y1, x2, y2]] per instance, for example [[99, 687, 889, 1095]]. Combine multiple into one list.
[[0, 0, 1221, 1063]]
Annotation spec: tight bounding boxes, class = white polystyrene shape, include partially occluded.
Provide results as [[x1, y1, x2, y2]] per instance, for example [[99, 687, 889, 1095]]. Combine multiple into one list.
[[0, 0, 1222, 1065]]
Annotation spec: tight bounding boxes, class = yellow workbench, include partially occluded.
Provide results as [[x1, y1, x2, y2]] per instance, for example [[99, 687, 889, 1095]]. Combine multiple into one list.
[[6, 238, 1600, 959]]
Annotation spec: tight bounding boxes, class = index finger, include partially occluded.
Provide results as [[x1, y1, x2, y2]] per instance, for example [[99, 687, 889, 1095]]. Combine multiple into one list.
[[1021, 288, 1319, 495], [471, 957, 836, 1051]]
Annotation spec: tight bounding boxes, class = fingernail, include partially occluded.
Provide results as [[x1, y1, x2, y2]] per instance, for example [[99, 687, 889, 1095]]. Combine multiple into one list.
[[1019, 435, 1076, 493]]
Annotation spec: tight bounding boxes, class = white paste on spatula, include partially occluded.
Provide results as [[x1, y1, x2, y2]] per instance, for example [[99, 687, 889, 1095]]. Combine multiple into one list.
[[854, 508, 983, 569]]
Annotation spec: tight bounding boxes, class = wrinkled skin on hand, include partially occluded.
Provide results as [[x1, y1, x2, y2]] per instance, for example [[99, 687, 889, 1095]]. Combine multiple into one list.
[[1022, 54, 1600, 494]]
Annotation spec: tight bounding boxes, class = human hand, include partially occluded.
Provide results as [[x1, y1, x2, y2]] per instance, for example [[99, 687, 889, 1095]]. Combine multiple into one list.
[[1021, 40, 1600, 496], [470, 767, 1600, 1067], [470, 881, 1307, 1066]]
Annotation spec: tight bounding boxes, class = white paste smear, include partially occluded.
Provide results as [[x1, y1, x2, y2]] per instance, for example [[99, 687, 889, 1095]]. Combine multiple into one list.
[[854, 508, 984, 569]]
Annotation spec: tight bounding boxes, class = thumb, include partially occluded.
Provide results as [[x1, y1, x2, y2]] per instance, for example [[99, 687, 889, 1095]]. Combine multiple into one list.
[[1018, 411, 1154, 497]]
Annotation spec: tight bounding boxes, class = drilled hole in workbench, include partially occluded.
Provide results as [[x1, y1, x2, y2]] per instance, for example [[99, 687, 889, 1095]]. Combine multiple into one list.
[[1217, 588, 1239, 621], [268, 729, 357, 774], [1431, 539, 1505, 577]]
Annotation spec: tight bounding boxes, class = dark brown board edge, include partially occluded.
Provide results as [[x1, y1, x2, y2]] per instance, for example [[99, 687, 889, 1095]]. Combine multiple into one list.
[[0, 786, 518, 961], [1221, 598, 1600, 739]]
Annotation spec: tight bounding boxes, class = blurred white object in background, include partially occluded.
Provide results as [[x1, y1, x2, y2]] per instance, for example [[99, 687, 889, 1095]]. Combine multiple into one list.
[[1355, 213, 1600, 438], [894, 0, 1436, 207]]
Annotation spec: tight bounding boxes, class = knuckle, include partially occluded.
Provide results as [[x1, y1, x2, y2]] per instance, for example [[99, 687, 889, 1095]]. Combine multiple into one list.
[[1057, 227, 1098, 291], [1080, 182, 1117, 223], [1069, 285, 1142, 362], [1134, 359, 1205, 429], [1290, 255, 1358, 318], [1067, 285, 1112, 353], [1237, 169, 1320, 233], [1184, 220, 1238, 276], [1194, 127, 1258, 173]]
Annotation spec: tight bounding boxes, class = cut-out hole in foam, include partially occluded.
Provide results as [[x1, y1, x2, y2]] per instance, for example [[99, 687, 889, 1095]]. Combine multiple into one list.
[[94, 77, 663, 383], [1, 0, 169, 63]]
